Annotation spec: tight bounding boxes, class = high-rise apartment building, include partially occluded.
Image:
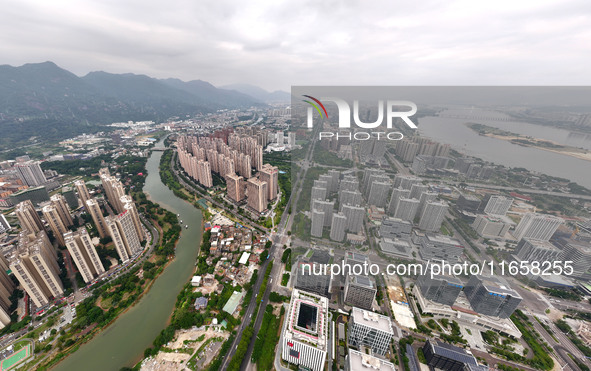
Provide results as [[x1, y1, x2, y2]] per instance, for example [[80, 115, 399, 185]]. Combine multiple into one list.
[[246, 177, 267, 213], [15, 200, 44, 235], [0, 214, 11, 234], [226, 173, 245, 202], [330, 212, 347, 242], [418, 201, 448, 232], [394, 198, 419, 222], [367, 181, 390, 208], [259, 164, 279, 201], [75, 179, 92, 206], [0, 264, 15, 329], [50, 194, 73, 227], [120, 195, 145, 242], [86, 198, 109, 239], [42, 204, 69, 246], [311, 209, 325, 238], [106, 211, 142, 263], [100, 172, 127, 213], [512, 213, 563, 241], [342, 204, 364, 233], [64, 228, 105, 283], [9, 231, 64, 307]]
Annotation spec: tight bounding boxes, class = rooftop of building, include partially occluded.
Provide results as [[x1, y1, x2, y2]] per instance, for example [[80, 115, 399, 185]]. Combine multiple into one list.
[[425, 340, 478, 366], [347, 349, 396, 371], [351, 307, 393, 334], [476, 275, 522, 299], [284, 289, 328, 350]]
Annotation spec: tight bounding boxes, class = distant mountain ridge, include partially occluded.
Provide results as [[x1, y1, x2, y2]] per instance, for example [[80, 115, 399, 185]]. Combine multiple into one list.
[[0, 61, 273, 148], [220, 83, 291, 103]]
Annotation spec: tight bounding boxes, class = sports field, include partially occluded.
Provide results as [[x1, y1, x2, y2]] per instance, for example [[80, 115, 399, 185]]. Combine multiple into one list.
[[0, 344, 31, 371]]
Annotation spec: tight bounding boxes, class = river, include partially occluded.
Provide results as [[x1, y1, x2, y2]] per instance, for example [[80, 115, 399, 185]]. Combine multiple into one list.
[[418, 113, 591, 190], [54, 141, 203, 370]]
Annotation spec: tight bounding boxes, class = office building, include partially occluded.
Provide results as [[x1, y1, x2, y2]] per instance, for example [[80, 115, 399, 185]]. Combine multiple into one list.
[[311, 209, 325, 238], [414, 233, 464, 263], [281, 289, 328, 371], [64, 228, 105, 283], [514, 238, 562, 263], [42, 204, 69, 246], [345, 349, 396, 371], [418, 201, 447, 232], [330, 212, 347, 242], [14, 161, 47, 186], [456, 193, 481, 213], [86, 198, 109, 239], [74, 180, 92, 207], [379, 238, 413, 259], [480, 195, 513, 216], [417, 271, 463, 306], [50, 194, 73, 227], [294, 260, 332, 298], [344, 275, 377, 310], [15, 200, 44, 235], [512, 213, 563, 241], [472, 214, 511, 238], [0, 214, 11, 234], [8, 186, 50, 206], [226, 173, 245, 202], [422, 340, 481, 371], [246, 177, 267, 213], [379, 217, 412, 239], [559, 242, 591, 277], [464, 275, 522, 318], [394, 198, 419, 222], [348, 307, 394, 356], [259, 164, 279, 201], [9, 231, 64, 307]]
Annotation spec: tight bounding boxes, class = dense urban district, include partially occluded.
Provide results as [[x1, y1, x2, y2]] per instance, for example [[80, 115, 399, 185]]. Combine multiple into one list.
[[0, 102, 590, 371]]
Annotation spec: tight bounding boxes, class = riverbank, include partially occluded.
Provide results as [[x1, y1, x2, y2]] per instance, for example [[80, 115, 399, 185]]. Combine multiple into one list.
[[466, 123, 591, 162], [50, 146, 204, 371]]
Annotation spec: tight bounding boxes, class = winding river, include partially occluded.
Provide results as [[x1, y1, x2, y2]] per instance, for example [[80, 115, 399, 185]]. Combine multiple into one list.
[[53, 140, 203, 370]]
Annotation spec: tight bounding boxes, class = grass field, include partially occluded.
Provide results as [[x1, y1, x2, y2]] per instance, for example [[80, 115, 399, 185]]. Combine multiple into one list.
[[0, 344, 32, 370]]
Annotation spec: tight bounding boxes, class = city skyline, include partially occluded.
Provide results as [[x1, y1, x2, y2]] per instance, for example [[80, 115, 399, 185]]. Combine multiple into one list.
[[1, 1, 591, 91]]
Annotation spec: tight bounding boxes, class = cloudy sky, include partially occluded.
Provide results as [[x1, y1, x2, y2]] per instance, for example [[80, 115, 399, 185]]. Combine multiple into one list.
[[1, 0, 590, 91]]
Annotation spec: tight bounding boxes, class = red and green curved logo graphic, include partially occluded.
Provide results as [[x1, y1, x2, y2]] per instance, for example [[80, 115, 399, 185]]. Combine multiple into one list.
[[302, 95, 328, 119]]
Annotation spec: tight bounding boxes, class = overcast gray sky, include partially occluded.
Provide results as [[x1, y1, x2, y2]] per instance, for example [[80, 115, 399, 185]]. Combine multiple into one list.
[[1, 0, 590, 91]]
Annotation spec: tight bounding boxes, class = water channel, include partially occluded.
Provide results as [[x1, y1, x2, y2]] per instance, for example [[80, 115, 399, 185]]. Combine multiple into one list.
[[54, 140, 203, 370]]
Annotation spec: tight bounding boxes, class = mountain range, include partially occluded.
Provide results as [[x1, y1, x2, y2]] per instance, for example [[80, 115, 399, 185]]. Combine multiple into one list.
[[0, 61, 290, 148]]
